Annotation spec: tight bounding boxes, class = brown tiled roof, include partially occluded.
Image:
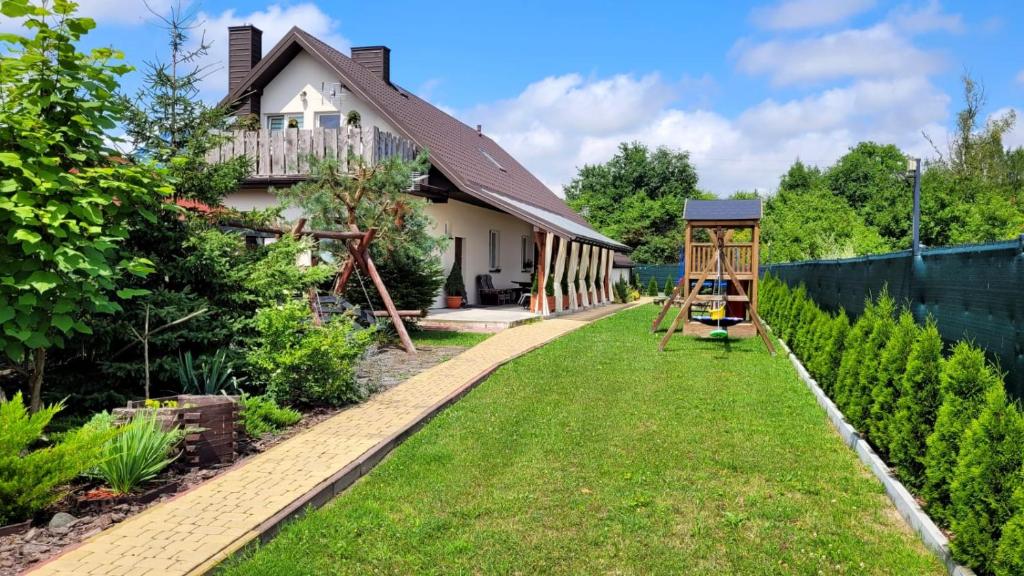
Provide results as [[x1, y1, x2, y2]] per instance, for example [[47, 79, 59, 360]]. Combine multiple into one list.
[[221, 27, 629, 251]]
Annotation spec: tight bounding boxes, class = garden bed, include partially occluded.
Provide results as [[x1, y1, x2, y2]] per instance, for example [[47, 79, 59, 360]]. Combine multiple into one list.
[[0, 339, 477, 576]]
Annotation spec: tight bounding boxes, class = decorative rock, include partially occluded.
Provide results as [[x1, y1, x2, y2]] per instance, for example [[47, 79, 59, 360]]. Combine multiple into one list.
[[23, 528, 37, 541], [48, 525, 70, 536], [47, 513, 78, 530], [20, 542, 50, 558], [109, 513, 126, 523], [91, 514, 113, 530]]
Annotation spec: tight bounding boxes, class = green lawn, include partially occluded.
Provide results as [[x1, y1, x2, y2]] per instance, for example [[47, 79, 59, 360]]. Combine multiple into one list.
[[225, 305, 944, 575], [410, 329, 492, 348]]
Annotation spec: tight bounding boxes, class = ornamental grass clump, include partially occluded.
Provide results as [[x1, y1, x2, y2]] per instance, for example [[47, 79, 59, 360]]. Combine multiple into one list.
[[95, 411, 184, 494], [922, 342, 1004, 525], [948, 385, 1024, 573], [0, 393, 113, 524]]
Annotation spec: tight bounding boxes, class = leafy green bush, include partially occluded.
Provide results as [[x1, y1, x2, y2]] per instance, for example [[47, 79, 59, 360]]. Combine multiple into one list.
[[867, 311, 919, 457], [646, 277, 659, 296], [238, 394, 302, 437], [0, 393, 113, 524], [948, 385, 1024, 572], [249, 300, 375, 407], [889, 321, 943, 490], [177, 349, 244, 395], [663, 277, 674, 298], [922, 342, 1004, 525], [95, 411, 185, 494]]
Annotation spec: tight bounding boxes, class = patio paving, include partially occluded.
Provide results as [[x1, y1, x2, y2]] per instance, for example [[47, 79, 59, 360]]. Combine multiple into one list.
[[417, 304, 539, 332], [28, 301, 638, 576]]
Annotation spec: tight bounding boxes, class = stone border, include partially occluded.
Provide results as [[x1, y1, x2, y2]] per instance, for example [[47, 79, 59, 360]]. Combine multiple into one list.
[[190, 302, 641, 575], [777, 338, 975, 576]]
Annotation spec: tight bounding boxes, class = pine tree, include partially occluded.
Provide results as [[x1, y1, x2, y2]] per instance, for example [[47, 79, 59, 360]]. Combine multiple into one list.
[[867, 311, 919, 457], [923, 342, 1004, 526], [949, 385, 1024, 572], [663, 276, 674, 298], [847, 292, 896, 432], [889, 321, 944, 490]]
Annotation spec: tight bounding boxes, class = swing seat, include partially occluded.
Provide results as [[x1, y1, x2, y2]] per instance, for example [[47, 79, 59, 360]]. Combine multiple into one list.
[[709, 326, 729, 339], [692, 316, 744, 328]]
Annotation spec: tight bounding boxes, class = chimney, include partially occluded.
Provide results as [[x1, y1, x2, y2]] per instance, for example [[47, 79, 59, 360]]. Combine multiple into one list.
[[351, 46, 391, 84], [228, 25, 263, 115]]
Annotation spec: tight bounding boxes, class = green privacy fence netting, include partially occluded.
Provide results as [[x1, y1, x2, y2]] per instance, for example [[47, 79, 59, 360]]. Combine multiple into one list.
[[634, 265, 681, 288], [764, 236, 1024, 399]]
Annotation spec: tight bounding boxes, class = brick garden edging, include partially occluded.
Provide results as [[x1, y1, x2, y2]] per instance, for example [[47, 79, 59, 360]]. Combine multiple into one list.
[[776, 338, 975, 576]]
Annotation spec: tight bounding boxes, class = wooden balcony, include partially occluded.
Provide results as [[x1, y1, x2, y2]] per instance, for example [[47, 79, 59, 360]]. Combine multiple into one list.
[[205, 126, 419, 180], [688, 242, 755, 278]]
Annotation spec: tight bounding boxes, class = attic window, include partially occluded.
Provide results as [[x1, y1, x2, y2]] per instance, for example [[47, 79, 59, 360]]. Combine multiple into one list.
[[479, 148, 506, 172]]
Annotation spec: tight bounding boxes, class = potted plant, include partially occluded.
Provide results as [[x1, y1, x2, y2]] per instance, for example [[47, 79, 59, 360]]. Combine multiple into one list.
[[545, 273, 556, 312], [445, 261, 465, 308]]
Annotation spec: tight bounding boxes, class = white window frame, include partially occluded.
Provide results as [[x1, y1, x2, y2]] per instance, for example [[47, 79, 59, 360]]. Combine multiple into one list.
[[488, 230, 501, 271], [267, 114, 303, 131], [316, 112, 341, 128], [521, 235, 532, 272]]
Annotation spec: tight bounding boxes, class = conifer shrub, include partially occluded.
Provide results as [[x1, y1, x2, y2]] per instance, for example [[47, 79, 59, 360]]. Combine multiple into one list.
[[868, 311, 919, 457], [781, 285, 807, 342], [847, 292, 896, 432], [663, 277, 674, 298], [996, 490, 1024, 576], [801, 312, 830, 377], [923, 342, 1006, 525], [889, 321, 944, 490], [808, 310, 850, 395], [833, 299, 877, 415], [948, 385, 1024, 572], [647, 277, 659, 296]]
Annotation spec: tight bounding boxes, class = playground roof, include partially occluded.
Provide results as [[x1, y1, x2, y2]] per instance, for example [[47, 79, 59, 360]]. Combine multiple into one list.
[[683, 199, 762, 222]]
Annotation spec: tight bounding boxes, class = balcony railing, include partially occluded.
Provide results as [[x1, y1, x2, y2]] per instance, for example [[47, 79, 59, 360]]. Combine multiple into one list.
[[205, 126, 420, 178], [689, 243, 754, 276]]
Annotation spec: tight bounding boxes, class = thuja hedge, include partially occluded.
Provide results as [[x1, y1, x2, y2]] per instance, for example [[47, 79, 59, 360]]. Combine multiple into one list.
[[759, 274, 1024, 576]]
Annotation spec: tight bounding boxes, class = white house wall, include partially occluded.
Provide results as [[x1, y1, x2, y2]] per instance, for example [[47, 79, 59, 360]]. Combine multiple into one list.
[[423, 198, 533, 308], [259, 50, 398, 136]]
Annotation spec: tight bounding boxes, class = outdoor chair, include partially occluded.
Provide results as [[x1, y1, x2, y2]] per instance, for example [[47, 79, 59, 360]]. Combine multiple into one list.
[[476, 274, 514, 305]]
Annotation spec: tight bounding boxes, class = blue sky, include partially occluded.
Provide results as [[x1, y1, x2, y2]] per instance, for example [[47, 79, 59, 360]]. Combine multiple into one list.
[[6, 0, 1023, 195]]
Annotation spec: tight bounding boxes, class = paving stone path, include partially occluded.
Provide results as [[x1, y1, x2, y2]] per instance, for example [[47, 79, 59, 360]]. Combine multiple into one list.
[[30, 303, 636, 576]]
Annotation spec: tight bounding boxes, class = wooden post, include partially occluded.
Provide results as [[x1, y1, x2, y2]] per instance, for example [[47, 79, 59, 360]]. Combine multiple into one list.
[[719, 246, 775, 355], [533, 230, 547, 313], [542, 231, 554, 316], [578, 244, 591, 308], [567, 241, 579, 311], [553, 236, 567, 313], [751, 222, 761, 318]]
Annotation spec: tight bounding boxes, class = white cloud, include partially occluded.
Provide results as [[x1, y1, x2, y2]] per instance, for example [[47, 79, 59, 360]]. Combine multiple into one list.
[[993, 107, 1024, 150], [75, 0, 179, 26], [734, 23, 945, 85], [888, 0, 963, 34], [751, 0, 875, 30], [195, 3, 349, 99], [460, 72, 949, 196]]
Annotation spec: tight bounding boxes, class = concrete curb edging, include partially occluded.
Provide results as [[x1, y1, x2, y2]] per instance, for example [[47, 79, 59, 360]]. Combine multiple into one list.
[[191, 302, 642, 575], [776, 339, 975, 576]]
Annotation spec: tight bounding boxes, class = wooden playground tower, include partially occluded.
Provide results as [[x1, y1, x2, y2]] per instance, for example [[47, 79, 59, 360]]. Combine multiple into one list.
[[652, 199, 775, 354]]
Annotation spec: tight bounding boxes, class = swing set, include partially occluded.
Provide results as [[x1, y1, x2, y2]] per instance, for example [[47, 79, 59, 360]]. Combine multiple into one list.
[[652, 199, 775, 355]]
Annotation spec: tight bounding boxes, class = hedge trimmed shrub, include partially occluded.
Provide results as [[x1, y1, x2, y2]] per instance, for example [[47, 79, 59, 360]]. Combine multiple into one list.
[[948, 385, 1024, 572], [923, 342, 1004, 525], [889, 321, 943, 490], [807, 310, 850, 395], [834, 299, 877, 415], [867, 311, 919, 457]]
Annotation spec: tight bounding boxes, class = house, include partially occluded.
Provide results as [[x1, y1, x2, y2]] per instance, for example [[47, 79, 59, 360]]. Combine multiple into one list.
[[215, 25, 630, 314]]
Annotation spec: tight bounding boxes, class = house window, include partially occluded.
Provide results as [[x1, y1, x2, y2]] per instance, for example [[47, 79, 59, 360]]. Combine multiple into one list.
[[488, 230, 500, 271], [267, 114, 303, 131], [521, 235, 532, 271], [317, 113, 341, 128]]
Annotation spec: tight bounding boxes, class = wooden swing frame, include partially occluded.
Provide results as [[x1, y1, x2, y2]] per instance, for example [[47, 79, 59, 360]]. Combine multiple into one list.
[[652, 220, 775, 355]]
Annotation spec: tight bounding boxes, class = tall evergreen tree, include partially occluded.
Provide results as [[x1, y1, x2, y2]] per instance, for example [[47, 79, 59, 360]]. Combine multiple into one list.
[[868, 311, 919, 457], [889, 322, 944, 489]]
